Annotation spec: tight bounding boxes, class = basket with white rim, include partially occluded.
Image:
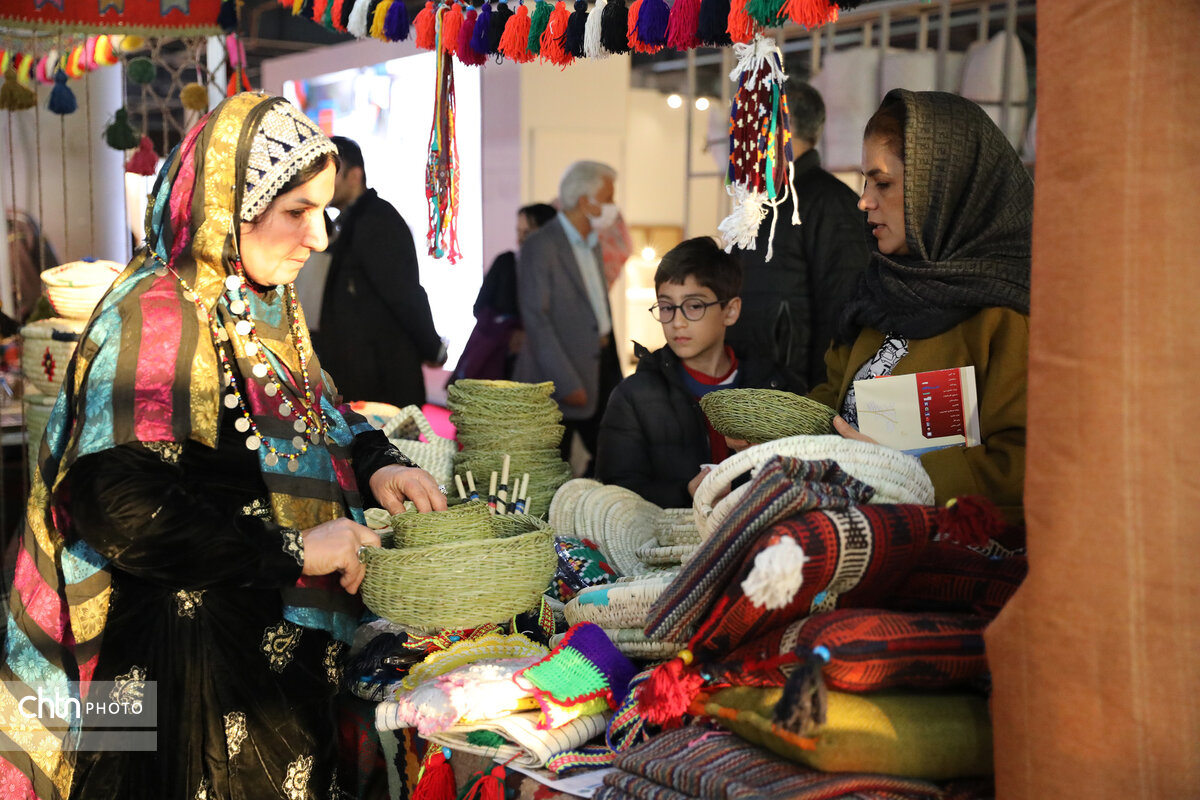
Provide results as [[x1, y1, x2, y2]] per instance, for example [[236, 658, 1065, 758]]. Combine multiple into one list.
[[692, 435, 935, 537], [40, 260, 123, 320], [20, 318, 86, 396]]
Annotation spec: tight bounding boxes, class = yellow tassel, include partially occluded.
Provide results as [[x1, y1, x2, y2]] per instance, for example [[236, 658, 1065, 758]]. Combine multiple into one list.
[[180, 82, 209, 112], [0, 66, 36, 111], [371, 0, 395, 38]]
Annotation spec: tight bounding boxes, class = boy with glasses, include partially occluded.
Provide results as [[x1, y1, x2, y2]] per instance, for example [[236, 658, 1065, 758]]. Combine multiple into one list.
[[595, 237, 803, 507]]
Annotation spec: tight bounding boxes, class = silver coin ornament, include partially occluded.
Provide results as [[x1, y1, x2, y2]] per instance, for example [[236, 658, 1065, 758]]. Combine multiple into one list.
[[265, 452, 279, 467], [245, 435, 261, 450], [225, 275, 241, 291], [252, 363, 268, 379], [265, 383, 278, 397], [235, 320, 252, 336], [224, 393, 238, 409], [229, 300, 246, 315], [294, 419, 306, 433], [278, 402, 291, 417], [287, 458, 300, 473], [234, 417, 251, 433]]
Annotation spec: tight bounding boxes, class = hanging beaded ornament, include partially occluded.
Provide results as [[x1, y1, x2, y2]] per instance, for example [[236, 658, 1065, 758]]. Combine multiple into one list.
[[151, 252, 332, 471]]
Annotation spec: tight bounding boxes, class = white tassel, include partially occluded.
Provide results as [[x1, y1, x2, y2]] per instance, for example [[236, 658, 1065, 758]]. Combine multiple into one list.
[[730, 34, 787, 87], [348, 0, 373, 38], [584, 0, 609, 58], [718, 184, 769, 253], [741, 536, 808, 610]]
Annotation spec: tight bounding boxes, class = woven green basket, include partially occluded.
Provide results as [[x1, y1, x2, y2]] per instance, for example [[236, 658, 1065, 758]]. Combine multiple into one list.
[[699, 389, 837, 443], [488, 512, 553, 539], [447, 379, 555, 399], [360, 525, 557, 630], [389, 501, 494, 548], [449, 402, 563, 426], [456, 424, 565, 452]]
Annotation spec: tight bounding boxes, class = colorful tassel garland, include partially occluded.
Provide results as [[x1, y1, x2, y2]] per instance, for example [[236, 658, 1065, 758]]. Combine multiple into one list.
[[457, 9, 488, 64], [583, 0, 608, 58], [498, 3, 534, 62], [782, 0, 834, 27], [727, 0, 756, 43], [384, 0, 411, 39], [64, 46, 87, 79], [0, 67, 36, 111], [104, 107, 139, 149], [368, 0, 391, 38], [412, 747, 456, 800], [225, 34, 253, 95], [637, 650, 704, 726], [745, 0, 785, 27], [312, 0, 330, 25], [539, 0, 573, 65], [526, 0, 553, 56], [635, 0, 670, 47], [563, 0, 589, 58], [34, 52, 57, 85], [665, 0, 699, 50], [47, 70, 76, 115], [93, 36, 119, 66], [695, 0, 730, 45], [487, 0, 514, 53], [180, 82, 209, 111], [348, 0, 375, 38], [599, 0, 630, 53], [126, 136, 159, 175], [333, 0, 351, 30], [413, 1, 438, 48], [471, 2, 492, 53], [626, 0, 661, 53], [441, 3, 465, 53]]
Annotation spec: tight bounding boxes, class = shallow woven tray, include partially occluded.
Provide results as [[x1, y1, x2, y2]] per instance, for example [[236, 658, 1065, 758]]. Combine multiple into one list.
[[562, 573, 677, 629], [548, 625, 685, 662], [700, 388, 837, 443], [548, 479, 603, 536], [389, 501, 493, 548], [635, 540, 700, 568], [361, 524, 556, 630]]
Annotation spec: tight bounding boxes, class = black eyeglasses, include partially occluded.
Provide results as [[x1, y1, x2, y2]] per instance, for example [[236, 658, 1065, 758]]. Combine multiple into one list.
[[649, 299, 724, 323]]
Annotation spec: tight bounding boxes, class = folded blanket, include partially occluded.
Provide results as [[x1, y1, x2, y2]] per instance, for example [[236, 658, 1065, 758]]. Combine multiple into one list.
[[424, 711, 609, 768]]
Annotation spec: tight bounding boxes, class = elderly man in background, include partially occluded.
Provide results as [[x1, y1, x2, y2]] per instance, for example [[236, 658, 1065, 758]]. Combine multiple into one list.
[[514, 161, 623, 473]]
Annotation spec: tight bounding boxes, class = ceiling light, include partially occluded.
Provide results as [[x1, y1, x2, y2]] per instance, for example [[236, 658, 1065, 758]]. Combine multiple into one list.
[[695, 97, 710, 111], [641, 246, 657, 261], [666, 93, 683, 109]]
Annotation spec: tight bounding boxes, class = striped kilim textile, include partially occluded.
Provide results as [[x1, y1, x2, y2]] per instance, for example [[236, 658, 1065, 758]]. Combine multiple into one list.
[[599, 724, 942, 800], [644, 457, 875, 643], [688, 505, 938, 657], [890, 539, 1027, 620]]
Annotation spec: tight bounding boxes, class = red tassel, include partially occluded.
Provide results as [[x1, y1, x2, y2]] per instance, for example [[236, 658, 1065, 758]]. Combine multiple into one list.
[[783, 0, 833, 27], [937, 496, 1006, 548], [459, 764, 505, 800], [540, 0, 573, 65], [412, 748, 456, 800], [441, 3, 464, 52], [666, 0, 700, 50], [498, 4, 534, 63], [414, 1, 438, 50], [331, 0, 349, 29], [727, 0, 755, 43], [125, 136, 159, 176], [637, 649, 704, 726]]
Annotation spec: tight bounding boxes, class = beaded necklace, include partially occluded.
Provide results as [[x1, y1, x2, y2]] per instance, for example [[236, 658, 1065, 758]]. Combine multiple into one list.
[[150, 252, 331, 471]]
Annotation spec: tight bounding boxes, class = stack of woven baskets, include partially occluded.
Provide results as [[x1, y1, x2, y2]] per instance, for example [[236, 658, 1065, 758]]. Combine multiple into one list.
[[19, 260, 122, 481], [360, 500, 557, 631], [446, 380, 572, 517]]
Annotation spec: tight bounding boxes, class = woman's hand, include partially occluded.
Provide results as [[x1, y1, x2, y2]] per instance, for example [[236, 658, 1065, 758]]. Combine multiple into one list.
[[370, 464, 449, 514], [300, 518, 382, 594], [832, 415, 878, 444], [687, 467, 711, 497], [724, 436, 751, 453]]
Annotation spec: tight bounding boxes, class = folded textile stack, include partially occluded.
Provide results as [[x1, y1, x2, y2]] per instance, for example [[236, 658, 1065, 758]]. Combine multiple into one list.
[[360, 503, 556, 630], [447, 379, 571, 516]]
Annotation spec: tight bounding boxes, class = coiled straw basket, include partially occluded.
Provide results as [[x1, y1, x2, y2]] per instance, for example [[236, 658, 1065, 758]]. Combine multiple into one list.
[[361, 513, 556, 630]]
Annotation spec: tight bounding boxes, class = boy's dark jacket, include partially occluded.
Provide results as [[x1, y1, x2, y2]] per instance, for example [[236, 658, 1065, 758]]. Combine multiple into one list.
[[595, 343, 804, 509]]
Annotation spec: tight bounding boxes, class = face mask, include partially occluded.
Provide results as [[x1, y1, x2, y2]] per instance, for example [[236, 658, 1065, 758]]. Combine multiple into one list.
[[587, 202, 620, 231]]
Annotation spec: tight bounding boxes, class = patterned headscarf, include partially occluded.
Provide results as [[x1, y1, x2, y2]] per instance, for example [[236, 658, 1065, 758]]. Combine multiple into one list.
[[0, 93, 365, 799], [836, 90, 1033, 343]]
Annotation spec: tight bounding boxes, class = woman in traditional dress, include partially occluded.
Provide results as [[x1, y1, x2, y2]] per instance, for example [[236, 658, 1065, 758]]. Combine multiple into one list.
[[0, 93, 446, 799], [809, 89, 1033, 522]]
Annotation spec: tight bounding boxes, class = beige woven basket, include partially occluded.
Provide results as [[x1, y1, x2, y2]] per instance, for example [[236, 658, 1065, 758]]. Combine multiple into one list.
[[23, 393, 57, 482], [562, 573, 676, 629], [381, 405, 457, 487], [20, 318, 85, 396], [40, 260, 122, 320], [693, 435, 936, 537], [360, 521, 556, 630]]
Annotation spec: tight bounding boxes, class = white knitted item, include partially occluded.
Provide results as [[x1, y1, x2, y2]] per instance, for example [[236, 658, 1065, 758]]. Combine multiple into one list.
[[741, 536, 808, 609]]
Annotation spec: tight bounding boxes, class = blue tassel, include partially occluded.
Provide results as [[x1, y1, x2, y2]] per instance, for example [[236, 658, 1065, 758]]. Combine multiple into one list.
[[472, 2, 493, 53], [636, 0, 670, 46], [384, 0, 410, 40], [218, 0, 239, 31], [48, 70, 76, 115]]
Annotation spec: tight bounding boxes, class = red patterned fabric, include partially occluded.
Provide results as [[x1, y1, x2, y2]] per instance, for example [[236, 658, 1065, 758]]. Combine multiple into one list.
[[890, 539, 1027, 620], [1, 0, 222, 33], [689, 505, 938, 657]]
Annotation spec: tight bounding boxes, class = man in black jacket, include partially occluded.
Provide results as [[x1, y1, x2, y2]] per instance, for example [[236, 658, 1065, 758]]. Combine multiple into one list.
[[315, 137, 445, 408], [595, 238, 803, 508], [726, 82, 869, 393]]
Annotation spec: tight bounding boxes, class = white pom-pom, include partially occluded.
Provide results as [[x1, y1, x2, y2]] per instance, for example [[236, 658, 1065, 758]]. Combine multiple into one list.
[[584, 0, 609, 59], [718, 185, 769, 252], [741, 537, 808, 610]]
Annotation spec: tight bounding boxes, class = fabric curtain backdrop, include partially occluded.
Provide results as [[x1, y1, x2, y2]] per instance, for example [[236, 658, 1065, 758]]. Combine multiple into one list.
[[986, 2, 1200, 797]]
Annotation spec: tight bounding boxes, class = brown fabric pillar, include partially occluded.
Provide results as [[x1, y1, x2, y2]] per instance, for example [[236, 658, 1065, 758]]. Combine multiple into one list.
[[985, 2, 1200, 797]]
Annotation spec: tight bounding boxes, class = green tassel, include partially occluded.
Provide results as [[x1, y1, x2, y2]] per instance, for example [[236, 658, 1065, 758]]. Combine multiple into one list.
[[104, 107, 139, 149], [745, 0, 785, 26], [527, 0, 553, 55]]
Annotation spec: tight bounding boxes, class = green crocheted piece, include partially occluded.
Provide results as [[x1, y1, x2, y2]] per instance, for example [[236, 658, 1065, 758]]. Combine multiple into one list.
[[465, 729, 508, 748], [521, 645, 607, 703]]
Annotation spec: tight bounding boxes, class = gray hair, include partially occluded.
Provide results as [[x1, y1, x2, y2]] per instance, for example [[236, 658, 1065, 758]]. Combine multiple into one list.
[[786, 82, 826, 147], [559, 161, 618, 210]]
